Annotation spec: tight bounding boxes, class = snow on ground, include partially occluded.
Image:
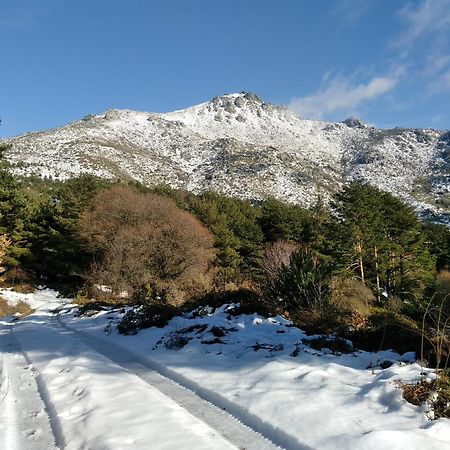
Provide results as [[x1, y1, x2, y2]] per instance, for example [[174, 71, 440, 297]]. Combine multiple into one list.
[[1, 288, 450, 449], [0, 290, 248, 450]]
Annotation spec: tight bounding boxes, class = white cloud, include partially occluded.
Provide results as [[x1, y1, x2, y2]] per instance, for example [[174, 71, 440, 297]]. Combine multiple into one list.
[[396, 0, 450, 48], [394, 0, 450, 96], [289, 74, 399, 120]]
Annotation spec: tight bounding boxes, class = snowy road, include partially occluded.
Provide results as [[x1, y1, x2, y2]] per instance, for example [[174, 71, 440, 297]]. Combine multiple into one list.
[[0, 326, 59, 450], [0, 291, 286, 450]]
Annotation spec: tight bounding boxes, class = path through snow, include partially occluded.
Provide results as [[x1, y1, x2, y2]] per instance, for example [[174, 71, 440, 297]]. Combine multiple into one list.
[[0, 289, 282, 450]]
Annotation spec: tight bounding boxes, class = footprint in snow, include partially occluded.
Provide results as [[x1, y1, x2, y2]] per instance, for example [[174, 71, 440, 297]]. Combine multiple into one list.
[[22, 428, 41, 440], [72, 386, 85, 397], [29, 410, 44, 418], [18, 383, 32, 391]]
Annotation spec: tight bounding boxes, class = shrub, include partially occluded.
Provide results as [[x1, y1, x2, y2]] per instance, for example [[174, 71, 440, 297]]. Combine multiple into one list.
[[306, 335, 353, 354], [402, 371, 450, 419], [117, 303, 178, 335], [420, 293, 450, 370], [264, 247, 331, 314], [346, 308, 422, 354], [330, 277, 375, 315], [260, 240, 300, 281], [0, 297, 33, 318], [79, 186, 215, 305]]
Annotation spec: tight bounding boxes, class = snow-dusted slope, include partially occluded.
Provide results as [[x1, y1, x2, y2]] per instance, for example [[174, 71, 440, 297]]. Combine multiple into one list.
[[2, 92, 449, 220]]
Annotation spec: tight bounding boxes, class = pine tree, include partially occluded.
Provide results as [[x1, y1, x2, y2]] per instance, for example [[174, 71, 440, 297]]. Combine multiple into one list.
[[0, 152, 33, 268], [333, 183, 435, 303]]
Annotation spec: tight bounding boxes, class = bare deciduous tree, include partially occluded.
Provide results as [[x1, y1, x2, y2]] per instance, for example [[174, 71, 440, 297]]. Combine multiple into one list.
[[79, 187, 215, 304], [260, 240, 300, 280]]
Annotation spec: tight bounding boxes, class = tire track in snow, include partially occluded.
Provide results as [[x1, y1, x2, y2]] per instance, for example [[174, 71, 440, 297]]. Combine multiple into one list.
[[0, 325, 61, 450], [54, 314, 314, 450]]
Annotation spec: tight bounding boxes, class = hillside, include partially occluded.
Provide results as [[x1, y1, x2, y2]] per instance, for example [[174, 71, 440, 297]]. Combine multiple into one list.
[[2, 92, 449, 221]]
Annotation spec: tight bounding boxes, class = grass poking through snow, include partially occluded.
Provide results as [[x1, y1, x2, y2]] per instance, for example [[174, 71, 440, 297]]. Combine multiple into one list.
[[0, 296, 34, 318]]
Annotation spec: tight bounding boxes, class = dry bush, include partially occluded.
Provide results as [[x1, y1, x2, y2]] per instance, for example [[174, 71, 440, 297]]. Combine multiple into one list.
[[330, 277, 376, 315], [421, 293, 450, 370], [402, 373, 450, 419], [79, 186, 215, 305], [0, 297, 33, 318], [436, 270, 450, 309], [0, 234, 11, 280], [260, 240, 300, 280], [2, 267, 35, 292]]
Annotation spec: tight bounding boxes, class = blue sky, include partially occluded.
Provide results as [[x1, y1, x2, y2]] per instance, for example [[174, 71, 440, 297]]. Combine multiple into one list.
[[1, 0, 450, 137]]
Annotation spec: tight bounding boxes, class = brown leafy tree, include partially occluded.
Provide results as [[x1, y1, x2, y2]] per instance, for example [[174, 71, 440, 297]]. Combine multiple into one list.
[[79, 186, 215, 304]]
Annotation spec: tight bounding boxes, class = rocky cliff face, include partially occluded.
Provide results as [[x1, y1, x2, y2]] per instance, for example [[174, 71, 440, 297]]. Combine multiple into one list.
[[2, 92, 449, 222]]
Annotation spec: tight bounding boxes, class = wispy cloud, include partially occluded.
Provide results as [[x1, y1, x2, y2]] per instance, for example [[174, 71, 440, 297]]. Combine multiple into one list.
[[395, 0, 450, 48], [429, 70, 450, 94], [423, 52, 450, 76], [289, 0, 450, 124], [394, 0, 450, 96], [289, 72, 400, 120], [331, 0, 376, 24]]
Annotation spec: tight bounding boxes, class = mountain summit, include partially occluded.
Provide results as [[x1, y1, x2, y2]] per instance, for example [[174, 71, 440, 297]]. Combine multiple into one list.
[[2, 92, 449, 221]]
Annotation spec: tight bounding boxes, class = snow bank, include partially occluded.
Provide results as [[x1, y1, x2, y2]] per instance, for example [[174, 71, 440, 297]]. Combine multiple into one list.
[[65, 300, 450, 450]]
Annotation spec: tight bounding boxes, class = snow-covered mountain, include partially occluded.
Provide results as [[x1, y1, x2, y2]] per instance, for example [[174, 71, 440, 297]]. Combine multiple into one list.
[[2, 92, 449, 221]]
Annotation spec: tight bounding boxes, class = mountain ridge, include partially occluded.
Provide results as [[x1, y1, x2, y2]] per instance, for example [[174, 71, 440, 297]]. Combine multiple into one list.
[[2, 92, 449, 222]]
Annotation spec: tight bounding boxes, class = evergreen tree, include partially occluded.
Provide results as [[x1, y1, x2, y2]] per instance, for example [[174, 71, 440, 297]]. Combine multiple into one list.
[[0, 149, 33, 267], [259, 197, 313, 243], [25, 175, 108, 288], [187, 192, 264, 281], [333, 183, 435, 302], [423, 223, 450, 271]]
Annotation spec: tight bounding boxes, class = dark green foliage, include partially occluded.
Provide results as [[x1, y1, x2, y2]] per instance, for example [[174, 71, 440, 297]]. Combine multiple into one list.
[[186, 192, 264, 281], [266, 247, 332, 312], [117, 303, 178, 335], [259, 197, 313, 243], [423, 223, 450, 271], [342, 309, 423, 355], [0, 160, 33, 267], [194, 288, 268, 316], [331, 183, 435, 303], [25, 175, 109, 291], [305, 336, 353, 354], [0, 159, 448, 359]]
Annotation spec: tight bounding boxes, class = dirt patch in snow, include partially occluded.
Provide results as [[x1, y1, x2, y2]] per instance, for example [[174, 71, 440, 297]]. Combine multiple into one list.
[[0, 297, 33, 318]]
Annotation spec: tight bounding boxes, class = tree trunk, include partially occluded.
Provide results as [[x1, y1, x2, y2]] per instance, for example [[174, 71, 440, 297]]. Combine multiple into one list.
[[374, 245, 381, 303], [355, 240, 365, 285]]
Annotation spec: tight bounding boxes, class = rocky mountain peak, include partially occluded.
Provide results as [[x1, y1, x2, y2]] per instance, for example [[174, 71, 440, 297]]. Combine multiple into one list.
[[205, 92, 280, 120], [2, 94, 449, 224], [342, 116, 367, 129]]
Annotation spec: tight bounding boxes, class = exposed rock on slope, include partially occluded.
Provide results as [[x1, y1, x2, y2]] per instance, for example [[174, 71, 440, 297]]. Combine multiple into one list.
[[2, 92, 449, 221]]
